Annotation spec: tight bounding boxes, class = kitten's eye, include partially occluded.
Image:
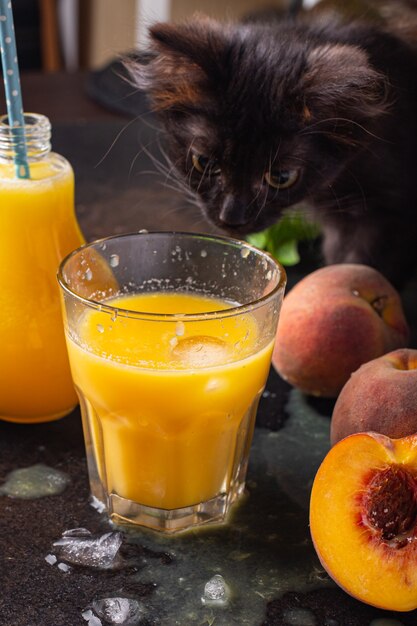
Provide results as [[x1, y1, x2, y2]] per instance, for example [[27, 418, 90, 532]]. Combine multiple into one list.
[[192, 153, 221, 175], [264, 168, 299, 190]]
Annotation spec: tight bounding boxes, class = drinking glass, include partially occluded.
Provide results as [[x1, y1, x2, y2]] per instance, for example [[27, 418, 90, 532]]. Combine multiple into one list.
[[58, 232, 286, 532]]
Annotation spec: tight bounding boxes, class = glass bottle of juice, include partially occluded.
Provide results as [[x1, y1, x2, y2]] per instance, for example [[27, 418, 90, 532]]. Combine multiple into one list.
[[0, 113, 84, 423]]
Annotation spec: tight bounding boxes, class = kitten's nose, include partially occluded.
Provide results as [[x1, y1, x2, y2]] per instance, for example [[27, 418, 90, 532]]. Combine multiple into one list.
[[219, 196, 250, 227]]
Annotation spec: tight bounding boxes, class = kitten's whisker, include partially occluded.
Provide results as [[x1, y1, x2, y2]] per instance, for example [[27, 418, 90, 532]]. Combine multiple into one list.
[[300, 117, 388, 143], [139, 140, 199, 203], [128, 137, 161, 179], [155, 140, 200, 199], [269, 141, 282, 168], [95, 116, 145, 168]]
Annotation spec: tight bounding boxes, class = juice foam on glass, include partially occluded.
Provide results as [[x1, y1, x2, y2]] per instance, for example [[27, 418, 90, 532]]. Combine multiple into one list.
[[0, 114, 83, 422]]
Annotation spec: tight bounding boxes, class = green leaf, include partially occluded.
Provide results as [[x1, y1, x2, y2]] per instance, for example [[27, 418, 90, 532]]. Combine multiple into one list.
[[246, 230, 268, 250], [272, 239, 300, 266], [247, 209, 320, 266]]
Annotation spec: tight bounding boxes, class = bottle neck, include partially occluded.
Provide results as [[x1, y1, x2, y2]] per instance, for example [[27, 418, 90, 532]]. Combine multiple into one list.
[[0, 113, 51, 162]]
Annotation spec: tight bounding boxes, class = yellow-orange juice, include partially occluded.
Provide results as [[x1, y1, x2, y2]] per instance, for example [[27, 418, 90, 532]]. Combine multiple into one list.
[[66, 292, 273, 510], [0, 158, 83, 422]]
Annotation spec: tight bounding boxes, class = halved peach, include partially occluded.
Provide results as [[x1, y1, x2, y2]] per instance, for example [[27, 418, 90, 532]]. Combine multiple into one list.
[[310, 432, 417, 611]]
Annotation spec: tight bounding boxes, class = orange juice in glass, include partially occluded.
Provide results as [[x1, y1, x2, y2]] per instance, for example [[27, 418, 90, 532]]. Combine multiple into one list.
[[58, 232, 286, 532], [0, 114, 83, 423]]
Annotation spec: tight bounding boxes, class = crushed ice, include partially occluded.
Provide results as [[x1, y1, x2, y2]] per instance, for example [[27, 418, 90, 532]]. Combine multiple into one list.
[[57, 562, 71, 573], [201, 574, 230, 607], [45, 554, 57, 566], [90, 495, 106, 513], [53, 528, 123, 569], [62, 527, 91, 537], [82, 609, 94, 621], [91, 597, 145, 625]]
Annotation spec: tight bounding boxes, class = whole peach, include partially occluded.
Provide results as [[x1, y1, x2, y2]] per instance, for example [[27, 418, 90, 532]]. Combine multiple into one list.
[[272, 264, 409, 397], [331, 348, 417, 444]]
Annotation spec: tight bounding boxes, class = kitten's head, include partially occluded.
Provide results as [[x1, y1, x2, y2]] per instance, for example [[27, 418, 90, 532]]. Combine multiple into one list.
[[128, 16, 387, 235]]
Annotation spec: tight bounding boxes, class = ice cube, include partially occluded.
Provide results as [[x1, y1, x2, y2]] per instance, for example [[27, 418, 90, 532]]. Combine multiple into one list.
[[82, 609, 94, 622], [44, 554, 57, 566], [53, 530, 123, 569], [201, 574, 230, 607], [62, 527, 91, 538], [57, 562, 71, 573], [90, 495, 107, 513], [92, 597, 145, 625], [88, 617, 102, 626], [172, 336, 230, 367]]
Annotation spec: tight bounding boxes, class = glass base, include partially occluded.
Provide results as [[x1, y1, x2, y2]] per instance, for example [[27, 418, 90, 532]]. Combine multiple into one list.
[[89, 488, 246, 534], [88, 472, 245, 533], [109, 492, 232, 533]]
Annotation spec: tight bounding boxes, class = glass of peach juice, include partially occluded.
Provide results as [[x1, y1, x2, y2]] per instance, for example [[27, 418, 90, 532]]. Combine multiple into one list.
[[58, 232, 286, 532]]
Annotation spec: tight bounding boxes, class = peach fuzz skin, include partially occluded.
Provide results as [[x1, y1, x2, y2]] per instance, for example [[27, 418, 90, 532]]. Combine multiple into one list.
[[273, 264, 409, 397], [310, 432, 417, 612], [331, 349, 417, 445]]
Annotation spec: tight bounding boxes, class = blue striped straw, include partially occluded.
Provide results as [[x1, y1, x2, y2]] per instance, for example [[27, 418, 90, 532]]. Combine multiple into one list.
[[0, 0, 29, 178]]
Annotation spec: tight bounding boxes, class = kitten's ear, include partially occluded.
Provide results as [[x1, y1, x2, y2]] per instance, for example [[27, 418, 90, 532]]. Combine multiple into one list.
[[126, 17, 226, 112], [303, 44, 388, 135]]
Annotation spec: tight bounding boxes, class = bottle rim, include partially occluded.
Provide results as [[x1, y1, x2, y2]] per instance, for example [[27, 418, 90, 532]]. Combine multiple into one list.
[[0, 113, 51, 161]]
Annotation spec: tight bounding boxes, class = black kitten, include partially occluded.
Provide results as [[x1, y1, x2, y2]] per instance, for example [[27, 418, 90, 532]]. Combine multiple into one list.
[[128, 9, 417, 287]]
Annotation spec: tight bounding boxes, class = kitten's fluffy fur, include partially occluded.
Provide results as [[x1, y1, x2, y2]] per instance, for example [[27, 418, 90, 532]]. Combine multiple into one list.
[[129, 7, 417, 287]]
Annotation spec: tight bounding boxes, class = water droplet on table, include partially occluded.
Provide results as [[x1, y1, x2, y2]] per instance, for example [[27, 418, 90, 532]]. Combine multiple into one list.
[[0, 464, 70, 499]]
